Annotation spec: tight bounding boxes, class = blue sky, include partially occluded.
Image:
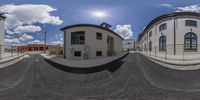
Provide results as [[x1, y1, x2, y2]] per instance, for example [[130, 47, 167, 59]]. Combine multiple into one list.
[[1, 0, 200, 45]]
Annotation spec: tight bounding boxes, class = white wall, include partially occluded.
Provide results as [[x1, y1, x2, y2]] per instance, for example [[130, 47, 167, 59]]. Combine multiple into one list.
[[63, 26, 123, 60], [139, 15, 200, 56], [0, 18, 5, 45]]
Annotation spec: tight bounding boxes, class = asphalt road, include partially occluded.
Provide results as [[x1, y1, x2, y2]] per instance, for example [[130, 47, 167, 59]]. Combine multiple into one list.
[[0, 53, 200, 100]]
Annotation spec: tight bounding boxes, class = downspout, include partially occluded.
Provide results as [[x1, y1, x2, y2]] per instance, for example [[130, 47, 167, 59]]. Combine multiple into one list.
[[173, 18, 176, 55], [63, 31, 66, 58]]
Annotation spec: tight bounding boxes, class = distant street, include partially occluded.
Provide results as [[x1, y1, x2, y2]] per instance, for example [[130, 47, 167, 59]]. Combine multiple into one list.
[[0, 53, 200, 100]]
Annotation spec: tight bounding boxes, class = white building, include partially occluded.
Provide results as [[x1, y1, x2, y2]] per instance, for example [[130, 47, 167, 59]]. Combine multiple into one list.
[[123, 39, 136, 51], [138, 12, 200, 59], [0, 14, 5, 45], [61, 23, 123, 60]]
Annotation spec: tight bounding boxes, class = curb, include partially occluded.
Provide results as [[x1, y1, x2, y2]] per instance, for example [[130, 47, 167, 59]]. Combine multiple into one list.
[[0, 55, 27, 69], [43, 53, 129, 74], [139, 53, 200, 70]]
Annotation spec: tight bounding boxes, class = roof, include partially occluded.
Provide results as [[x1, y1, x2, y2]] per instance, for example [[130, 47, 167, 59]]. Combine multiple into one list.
[[60, 24, 123, 40], [100, 22, 112, 27], [0, 13, 6, 19], [139, 12, 200, 41]]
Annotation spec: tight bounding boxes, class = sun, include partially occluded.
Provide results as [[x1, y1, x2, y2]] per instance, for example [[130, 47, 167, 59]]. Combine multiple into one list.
[[91, 10, 107, 18]]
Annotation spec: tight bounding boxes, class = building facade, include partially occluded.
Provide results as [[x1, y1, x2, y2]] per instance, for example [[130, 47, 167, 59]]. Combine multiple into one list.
[[17, 44, 52, 52], [61, 23, 123, 60], [123, 39, 136, 51], [138, 12, 200, 57], [0, 14, 6, 45]]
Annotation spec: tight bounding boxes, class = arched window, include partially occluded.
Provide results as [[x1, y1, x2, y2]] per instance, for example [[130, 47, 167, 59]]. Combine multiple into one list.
[[149, 41, 152, 51], [159, 35, 166, 51], [184, 32, 197, 51]]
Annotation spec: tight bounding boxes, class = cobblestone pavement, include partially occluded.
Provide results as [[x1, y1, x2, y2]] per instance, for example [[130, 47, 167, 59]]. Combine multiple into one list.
[[0, 53, 200, 100]]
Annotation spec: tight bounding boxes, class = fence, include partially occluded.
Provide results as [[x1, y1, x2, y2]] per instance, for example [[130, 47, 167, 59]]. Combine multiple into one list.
[[0, 45, 23, 60], [141, 44, 200, 62]]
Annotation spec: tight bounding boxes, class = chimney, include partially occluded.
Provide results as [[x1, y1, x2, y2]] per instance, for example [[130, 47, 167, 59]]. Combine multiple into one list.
[[100, 22, 112, 29]]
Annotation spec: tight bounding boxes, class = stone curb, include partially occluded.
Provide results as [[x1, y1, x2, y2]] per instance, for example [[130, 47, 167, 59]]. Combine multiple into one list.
[[139, 52, 200, 70], [0, 55, 27, 69]]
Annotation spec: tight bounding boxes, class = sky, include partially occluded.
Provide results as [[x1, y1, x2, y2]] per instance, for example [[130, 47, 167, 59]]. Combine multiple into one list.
[[0, 0, 200, 45]]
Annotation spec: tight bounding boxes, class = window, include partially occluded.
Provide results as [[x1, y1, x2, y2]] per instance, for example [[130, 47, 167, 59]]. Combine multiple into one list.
[[184, 32, 197, 51], [74, 51, 81, 57], [149, 41, 152, 51], [159, 23, 167, 31], [145, 37, 147, 41], [107, 37, 110, 43], [185, 20, 197, 27], [144, 44, 146, 51], [149, 31, 152, 37], [71, 31, 85, 45], [96, 51, 102, 56], [96, 32, 102, 40], [159, 35, 166, 51]]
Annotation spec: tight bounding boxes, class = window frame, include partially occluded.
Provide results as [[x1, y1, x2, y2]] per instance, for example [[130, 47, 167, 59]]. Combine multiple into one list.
[[159, 35, 166, 51], [96, 32, 102, 40], [184, 32, 198, 51], [185, 20, 197, 27], [74, 51, 81, 57], [149, 31, 152, 37], [159, 23, 167, 31], [149, 41, 152, 52], [71, 31, 85, 45], [96, 51, 102, 56]]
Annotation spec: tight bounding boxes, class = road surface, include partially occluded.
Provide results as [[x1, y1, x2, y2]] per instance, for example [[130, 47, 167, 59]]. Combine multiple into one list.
[[0, 53, 200, 100]]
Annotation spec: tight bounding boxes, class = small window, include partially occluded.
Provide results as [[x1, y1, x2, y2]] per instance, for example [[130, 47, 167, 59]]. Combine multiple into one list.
[[96, 51, 102, 56], [96, 32, 102, 40], [159, 23, 167, 31], [74, 51, 81, 57], [149, 31, 152, 37], [185, 20, 197, 27]]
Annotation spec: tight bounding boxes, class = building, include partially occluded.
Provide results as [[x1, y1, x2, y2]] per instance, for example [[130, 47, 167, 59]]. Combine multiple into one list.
[[17, 44, 52, 53], [61, 23, 123, 60], [0, 14, 6, 45], [138, 12, 200, 58], [123, 39, 136, 51]]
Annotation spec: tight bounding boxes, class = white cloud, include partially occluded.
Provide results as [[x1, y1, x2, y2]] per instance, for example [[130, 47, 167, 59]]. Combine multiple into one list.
[[5, 38, 21, 44], [0, 4, 63, 29], [176, 5, 200, 13], [14, 25, 41, 33], [114, 25, 133, 39], [51, 41, 63, 45], [19, 34, 33, 41], [28, 40, 44, 44], [0, 4, 63, 44], [159, 3, 173, 7]]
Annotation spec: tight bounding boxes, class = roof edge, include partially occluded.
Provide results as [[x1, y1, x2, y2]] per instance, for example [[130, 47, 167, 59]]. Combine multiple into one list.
[[60, 24, 124, 40], [139, 12, 200, 41]]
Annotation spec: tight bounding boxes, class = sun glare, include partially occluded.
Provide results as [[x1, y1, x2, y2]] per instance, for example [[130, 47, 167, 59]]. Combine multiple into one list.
[[91, 10, 107, 18]]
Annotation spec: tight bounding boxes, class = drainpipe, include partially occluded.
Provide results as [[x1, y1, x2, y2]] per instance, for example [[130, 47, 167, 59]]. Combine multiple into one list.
[[173, 18, 176, 55]]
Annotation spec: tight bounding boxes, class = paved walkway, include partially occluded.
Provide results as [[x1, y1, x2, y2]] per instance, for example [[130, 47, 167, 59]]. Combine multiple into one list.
[[139, 51, 200, 70], [41, 53, 128, 68]]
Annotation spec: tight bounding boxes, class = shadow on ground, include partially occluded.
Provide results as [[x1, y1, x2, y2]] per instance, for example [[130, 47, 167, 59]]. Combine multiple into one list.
[[44, 53, 129, 74]]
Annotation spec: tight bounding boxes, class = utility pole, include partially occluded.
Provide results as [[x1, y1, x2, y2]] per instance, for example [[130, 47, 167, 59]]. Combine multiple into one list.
[[44, 31, 47, 53]]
